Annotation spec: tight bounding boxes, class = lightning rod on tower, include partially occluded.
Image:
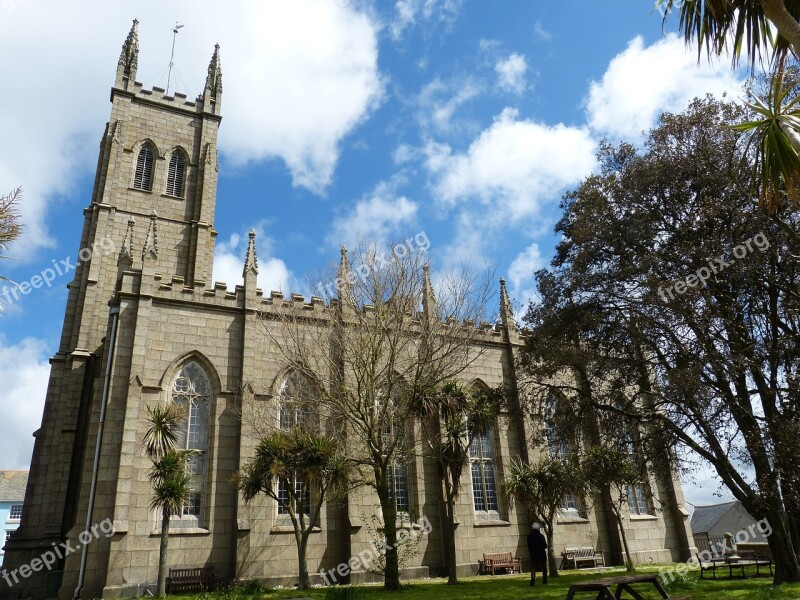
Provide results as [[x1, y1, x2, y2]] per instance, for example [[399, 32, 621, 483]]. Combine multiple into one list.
[[166, 21, 184, 95]]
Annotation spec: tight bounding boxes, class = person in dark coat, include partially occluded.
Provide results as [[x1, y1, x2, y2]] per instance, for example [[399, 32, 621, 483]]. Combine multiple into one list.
[[527, 522, 548, 585]]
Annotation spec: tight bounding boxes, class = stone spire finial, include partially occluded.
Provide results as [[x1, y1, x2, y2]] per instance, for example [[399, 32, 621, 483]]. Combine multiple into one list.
[[118, 216, 136, 265], [337, 245, 355, 306], [422, 264, 437, 316], [499, 276, 515, 329], [116, 19, 139, 89], [204, 43, 222, 100], [243, 229, 259, 277], [142, 211, 159, 260]]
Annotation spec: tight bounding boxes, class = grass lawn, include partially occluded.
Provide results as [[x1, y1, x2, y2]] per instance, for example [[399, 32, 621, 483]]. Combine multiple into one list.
[[171, 565, 800, 600]]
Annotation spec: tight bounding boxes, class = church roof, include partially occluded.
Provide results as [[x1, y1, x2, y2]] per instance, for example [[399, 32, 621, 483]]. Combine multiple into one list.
[[0, 470, 28, 502], [689, 500, 738, 534]]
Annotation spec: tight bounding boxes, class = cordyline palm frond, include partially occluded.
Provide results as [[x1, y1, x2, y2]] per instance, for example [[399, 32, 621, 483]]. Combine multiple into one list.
[[659, 0, 800, 68], [148, 450, 194, 512], [657, 1, 800, 209], [0, 187, 22, 288], [142, 403, 186, 460], [503, 457, 536, 502], [239, 427, 346, 503], [733, 67, 800, 209]]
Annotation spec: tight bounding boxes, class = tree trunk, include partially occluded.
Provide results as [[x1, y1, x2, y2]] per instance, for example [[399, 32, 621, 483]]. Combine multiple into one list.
[[545, 518, 559, 577], [156, 506, 171, 597], [766, 504, 800, 584], [383, 516, 400, 590], [614, 509, 635, 572], [761, 0, 800, 57], [445, 493, 458, 585], [297, 531, 311, 589], [378, 486, 401, 591]]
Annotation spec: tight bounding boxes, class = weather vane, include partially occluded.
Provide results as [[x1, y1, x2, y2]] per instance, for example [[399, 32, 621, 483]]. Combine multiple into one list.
[[166, 21, 184, 95]]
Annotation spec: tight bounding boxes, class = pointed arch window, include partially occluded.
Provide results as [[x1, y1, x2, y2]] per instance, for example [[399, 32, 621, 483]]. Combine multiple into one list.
[[165, 151, 186, 197], [276, 371, 316, 517], [133, 144, 155, 191], [170, 361, 211, 527], [469, 426, 499, 517], [544, 395, 581, 514], [618, 415, 653, 516], [278, 371, 315, 432], [377, 385, 411, 521]]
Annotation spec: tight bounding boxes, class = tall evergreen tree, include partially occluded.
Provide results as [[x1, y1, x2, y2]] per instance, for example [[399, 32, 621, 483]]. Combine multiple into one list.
[[521, 97, 800, 583]]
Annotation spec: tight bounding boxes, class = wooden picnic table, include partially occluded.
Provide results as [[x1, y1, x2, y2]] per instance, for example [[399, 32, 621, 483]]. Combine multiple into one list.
[[565, 572, 686, 599]]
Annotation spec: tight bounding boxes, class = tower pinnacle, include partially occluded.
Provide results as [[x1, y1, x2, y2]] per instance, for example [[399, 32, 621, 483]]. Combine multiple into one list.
[[422, 264, 437, 317], [142, 211, 159, 261], [203, 43, 222, 113], [118, 217, 136, 267], [337, 245, 355, 307], [116, 19, 139, 90], [499, 276, 515, 330], [243, 229, 259, 277]]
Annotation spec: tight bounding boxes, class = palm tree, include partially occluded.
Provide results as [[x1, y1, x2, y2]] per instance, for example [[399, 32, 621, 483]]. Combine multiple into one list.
[[238, 427, 350, 589], [502, 456, 585, 578], [142, 404, 194, 597], [581, 447, 643, 572], [659, 0, 800, 209], [412, 382, 505, 585], [660, 0, 800, 67]]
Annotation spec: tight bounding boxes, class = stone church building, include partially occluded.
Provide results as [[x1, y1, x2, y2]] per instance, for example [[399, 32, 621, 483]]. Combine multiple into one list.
[[2, 21, 695, 598]]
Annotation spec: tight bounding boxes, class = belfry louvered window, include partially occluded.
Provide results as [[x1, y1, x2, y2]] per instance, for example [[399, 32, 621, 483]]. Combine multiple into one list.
[[133, 145, 154, 191], [166, 151, 186, 197]]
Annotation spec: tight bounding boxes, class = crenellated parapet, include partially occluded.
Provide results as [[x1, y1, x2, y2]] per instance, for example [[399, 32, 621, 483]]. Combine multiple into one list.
[[112, 80, 222, 119]]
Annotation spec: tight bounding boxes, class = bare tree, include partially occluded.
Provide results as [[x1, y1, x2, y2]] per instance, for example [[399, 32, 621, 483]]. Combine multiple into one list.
[[259, 240, 494, 590]]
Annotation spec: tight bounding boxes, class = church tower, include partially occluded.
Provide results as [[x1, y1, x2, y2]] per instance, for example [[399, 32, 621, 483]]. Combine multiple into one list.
[[3, 20, 223, 598]]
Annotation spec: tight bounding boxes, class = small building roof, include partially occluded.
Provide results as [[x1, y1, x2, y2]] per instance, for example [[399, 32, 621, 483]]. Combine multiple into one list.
[[0, 470, 29, 503], [690, 500, 738, 534]]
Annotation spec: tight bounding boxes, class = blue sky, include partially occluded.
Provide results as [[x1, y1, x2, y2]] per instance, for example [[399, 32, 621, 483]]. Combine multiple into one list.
[[0, 0, 745, 507]]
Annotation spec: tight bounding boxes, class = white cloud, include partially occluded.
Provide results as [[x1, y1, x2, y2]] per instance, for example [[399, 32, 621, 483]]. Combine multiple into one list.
[[212, 227, 296, 294], [417, 78, 481, 135], [0, 336, 50, 469], [586, 34, 743, 139], [425, 107, 597, 220], [0, 1, 382, 260], [508, 242, 544, 304], [495, 53, 528, 95], [533, 20, 552, 41], [328, 180, 419, 249], [391, 0, 464, 40]]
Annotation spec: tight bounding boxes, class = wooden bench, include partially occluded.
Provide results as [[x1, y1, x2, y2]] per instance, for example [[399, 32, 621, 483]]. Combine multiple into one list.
[[696, 551, 773, 579], [696, 553, 727, 579], [165, 566, 217, 594], [725, 550, 773, 577], [482, 552, 522, 575], [562, 546, 605, 569]]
